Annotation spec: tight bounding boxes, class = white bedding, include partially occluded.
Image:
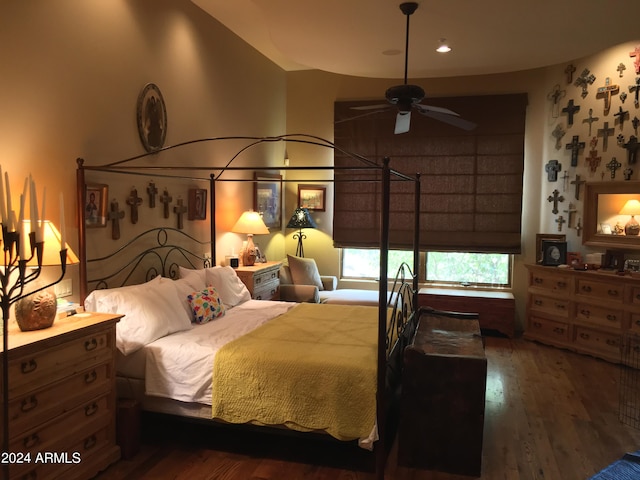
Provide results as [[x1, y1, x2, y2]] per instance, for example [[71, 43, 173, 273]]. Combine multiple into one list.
[[142, 299, 296, 404]]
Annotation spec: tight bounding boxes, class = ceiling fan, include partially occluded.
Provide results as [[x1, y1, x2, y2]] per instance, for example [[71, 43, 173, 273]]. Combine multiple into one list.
[[351, 2, 476, 134]]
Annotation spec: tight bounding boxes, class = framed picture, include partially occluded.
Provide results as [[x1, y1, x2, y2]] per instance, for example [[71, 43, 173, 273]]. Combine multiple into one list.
[[600, 223, 612, 235], [566, 251, 583, 267], [541, 240, 567, 266], [254, 173, 282, 229], [188, 188, 207, 220], [298, 184, 326, 212], [85, 183, 108, 228], [535, 233, 565, 264], [136, 83, 167, 153], [603, 249, 625, 271]]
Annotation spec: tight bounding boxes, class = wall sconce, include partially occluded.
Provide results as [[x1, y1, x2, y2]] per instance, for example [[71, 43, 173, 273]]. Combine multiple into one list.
[[286, 207, 317, 257], [436, 38, 451, 53], [619, 199, 640, 235], [231, 210, 269, 266]]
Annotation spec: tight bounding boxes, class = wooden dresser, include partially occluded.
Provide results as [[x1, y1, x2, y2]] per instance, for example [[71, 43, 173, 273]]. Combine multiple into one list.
[[235, 261, 281, 300], [1, 313, 121, 480], [524, 264, 640, 364]]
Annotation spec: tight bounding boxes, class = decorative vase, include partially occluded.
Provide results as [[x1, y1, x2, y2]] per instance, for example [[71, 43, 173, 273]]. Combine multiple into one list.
[[15, 288, 57, 331]]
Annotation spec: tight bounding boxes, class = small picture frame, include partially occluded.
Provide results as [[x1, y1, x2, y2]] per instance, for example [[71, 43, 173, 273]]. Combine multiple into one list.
[[600, 223, 612, 235], [85, 183, 108, 228], [603, 249, 625, 271], [254, 244, 267, 263], [188, 188, 207, 220], [535, 233, 566, 264], [566, 251, 583, 267], [298, 184, 326, 212], [541, 240, 567, 266]]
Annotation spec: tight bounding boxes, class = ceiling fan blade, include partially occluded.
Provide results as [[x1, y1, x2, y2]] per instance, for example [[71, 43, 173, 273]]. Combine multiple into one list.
[[351, 104, 391, 111], [416, 104, 460, 117], [394, 111, 411, 134], [416, 107, 477, 131], [335, 108, 390, 124]]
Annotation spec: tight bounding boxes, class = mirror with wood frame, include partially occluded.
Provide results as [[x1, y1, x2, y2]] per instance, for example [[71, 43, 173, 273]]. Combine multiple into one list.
[[583, 181, 640, 250]]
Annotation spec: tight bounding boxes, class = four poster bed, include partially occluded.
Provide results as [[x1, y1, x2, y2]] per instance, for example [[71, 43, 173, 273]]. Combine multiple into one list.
[[76, 135, 423, 476]]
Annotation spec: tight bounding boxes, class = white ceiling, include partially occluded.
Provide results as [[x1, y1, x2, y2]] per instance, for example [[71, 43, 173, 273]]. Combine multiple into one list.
[[192, 0, 640, 79]]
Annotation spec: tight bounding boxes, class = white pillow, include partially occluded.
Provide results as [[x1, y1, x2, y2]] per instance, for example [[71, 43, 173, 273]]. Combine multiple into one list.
[[84, 276, 162, 312], [205, 266, 251, 307], [93, 278, 192, 355], [159, 276, 199, 319], [287, 254, 324, 290], [178, 266, 207, 290]]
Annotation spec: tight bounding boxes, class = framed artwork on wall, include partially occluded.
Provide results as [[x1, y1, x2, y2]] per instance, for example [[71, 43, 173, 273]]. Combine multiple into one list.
[[298, 184, 326, 211], [85, 183, 108, 228], [188, 188, 207, 220], [254, 173, 282, 229], [136, 83, 167, 153]]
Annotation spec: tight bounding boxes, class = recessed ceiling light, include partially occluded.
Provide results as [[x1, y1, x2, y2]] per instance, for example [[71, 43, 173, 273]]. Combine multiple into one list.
[[436, 38, 451, 53]]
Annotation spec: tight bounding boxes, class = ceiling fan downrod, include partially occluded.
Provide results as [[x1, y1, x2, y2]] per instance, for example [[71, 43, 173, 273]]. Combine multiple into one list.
[[399, 2, 418, 84]]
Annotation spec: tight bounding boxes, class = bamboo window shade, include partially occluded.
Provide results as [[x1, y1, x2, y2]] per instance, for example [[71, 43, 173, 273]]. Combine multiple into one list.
[[333, 93, 528, 254]]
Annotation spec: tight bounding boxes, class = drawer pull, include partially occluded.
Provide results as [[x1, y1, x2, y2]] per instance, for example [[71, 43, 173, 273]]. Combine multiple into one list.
[[557, 281, 567, 288], [20, 395, 38, 413], [606, 314, 617, 322], [255, 277, 262, 285], [84, 370, 98, 384], [553, 327, 565, 334], [20, 359, 37, 374], [84, 435, 97, 450], [555, 303, 566, 310], [606, 339, 618, 346], [85, 402, 99, 417], [271, 272, 277, 279], [534, 277, 543, 284], [533, 321, 542, 328], [581, 285, 592, 293], [580, 332, 590, 340], [580, 309, 591, 317], [608, 289, 619, 297], [23, 434, 40, 449], [534, 300, 543, 306], [84, 338, 98, 351], [636, 293, 640, 301]]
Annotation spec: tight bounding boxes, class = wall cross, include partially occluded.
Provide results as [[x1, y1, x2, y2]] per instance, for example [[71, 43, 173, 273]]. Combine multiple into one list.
[[107, 199, 125, 240], [565, 135, 585, 167], [582, 108, 599, 136], [606, 157, 622, 179], [574, 68, 596, 98], [545, 160, 562, 182], [126, 188, 143, 224], [552, 124, 566, 149], [596, 77, 619, 114], [160, 189, 173, 219], [561, 99, 580, 126], [630, 46, 640, 74], [618, 62, 627, 77], [597, 122, 615, 151], [624, 167, 634, 181], [585, 149, 601, 174], [562, 202, 577, 228], [555, 215, 566, 232], [629, 77, 640, 107], [576, 218, 582, 237], [147, 181, 158, 208], [623, 135, 640, 164], [547, 189, 564, 214], [547, 84, 566, 118], [614, 105, 629, 130], [570, 175, 586, 200], [565, 64, 576, 83], [174, 198, 188, 229]]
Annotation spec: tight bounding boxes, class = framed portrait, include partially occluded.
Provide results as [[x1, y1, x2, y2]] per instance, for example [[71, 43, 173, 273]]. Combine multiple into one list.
[[600, 223, 612, 235], [541, 240, 567, 266], [85, 184, 108, 228], [603, 249, 625, 271], [535, 233, 565, 264], [254, 173, 282, 229], [298, 184, 326, 212], [136, 83, 167, 153], [566, 251, 583, 267], [188, 188, 207, 220]]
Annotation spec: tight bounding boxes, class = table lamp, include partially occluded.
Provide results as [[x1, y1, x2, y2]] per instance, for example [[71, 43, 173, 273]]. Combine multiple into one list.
[[619, 199, 640, 236], [231, 210, 269, 266]]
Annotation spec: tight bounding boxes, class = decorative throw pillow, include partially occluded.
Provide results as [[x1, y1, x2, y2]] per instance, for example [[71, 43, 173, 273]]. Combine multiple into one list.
[[187, 287, 226, 324], [287, 254, 324, 291]]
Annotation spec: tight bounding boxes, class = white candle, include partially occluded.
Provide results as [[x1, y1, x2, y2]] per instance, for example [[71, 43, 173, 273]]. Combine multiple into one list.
[[60, 192, 66, 250], [0, 164, 5, 225], [18, 194, 25, 259], [39, 187, 46, 243], [29, 176, 36, 233], [5, 172, 12, 231]]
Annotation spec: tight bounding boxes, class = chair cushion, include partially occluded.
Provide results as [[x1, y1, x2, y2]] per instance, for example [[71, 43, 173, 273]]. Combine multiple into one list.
[[287, 254, 324, 290]]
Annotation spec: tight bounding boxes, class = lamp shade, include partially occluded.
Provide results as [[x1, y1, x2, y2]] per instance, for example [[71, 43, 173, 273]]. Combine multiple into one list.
[[620, 199, 640, 216], [286, 208, 317, 229], [231, 211, 269, 235], [23, 220, 79, 266]]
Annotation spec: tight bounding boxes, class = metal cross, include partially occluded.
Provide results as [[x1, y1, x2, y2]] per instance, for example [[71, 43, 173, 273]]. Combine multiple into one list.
[[614, 105, 629, 130], [173, 198, 188, 230], [596, 77, 619, 114], [147, 181, 158, 208], [597, 122, 615, 151], [561, 99, 580, 126], [574, 68, 596, 98], [634, 116, 640, 135], [629, 77, 640, 107], [545, 160, 562, 182], [565, 135, 585, 167], [547, 189, 564, 214], [606, 157, 622, 179], [552, 124, 566, 149], [576, 218, 582, 237], [570, 175, 586, 200], [561, 170, 570, 191], [630, 46, 640, 74], [565, 64, 576, 83], [582, 108, 599, 136], [562, 202, 577, 228], [623, 135, 640, 164], [620, 91, 628, 104], [126, 188, 143, 224], [555, 215, 566, 232], [585, 149, 601, 174], [547, 84, 566, 118], [107, 199, 125, 240], [624, 167, 634, 180], [160, 188, 173, 219], [618, 62, 627, 77]]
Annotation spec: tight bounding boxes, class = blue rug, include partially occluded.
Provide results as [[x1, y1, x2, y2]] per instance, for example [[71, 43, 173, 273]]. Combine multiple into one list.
[[590, 451, 640, 479]]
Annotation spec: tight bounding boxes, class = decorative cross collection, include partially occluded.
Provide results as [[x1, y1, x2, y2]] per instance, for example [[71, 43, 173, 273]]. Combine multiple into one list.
[[565, 135, 585, 166], [582, 108, 599, 136], [597, 121, 615, 151], [596, 77, 619, 115], [126, 188, 143, 224], [545, 160, 562, 181], [614, 105, 629, 130], [547, 189, 564, 214], [562, 99, 580, 126], [574, 68, 596, 98], [606, 157, 622, 178]]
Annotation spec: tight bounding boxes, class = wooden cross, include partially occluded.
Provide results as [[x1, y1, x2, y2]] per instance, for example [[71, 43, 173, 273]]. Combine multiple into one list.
[[634, 116, 640, 135], [561, 99, 580, 126], [629, 77, 640, 107], [147, 181, 158, 208], [552, 124, 566, 149], [620, 91, 628, 104], [565, 64, 576, 83], [547, 84, 566, 118], [576, 218, 582, 237], [597, 122, 615, 151], [545, 160, 562, 182], [596, 77, 619, 114], [173, 198, 188, 230], [606, 157, 622, 179], [614, 105, 629, 130], [585, 149, 601, 174], [624, 167, 634, 181], [565, 135, 585, 167], [618, 62, 627, 77], [547, 189, 564, 214], [160, 188, 172, 219], [630, 46, 640, 74], [574, 68, 596, 98], [623, 135, 640, 164], [126, 188, 143, 224], [555, 215, 566, 232], [562, 202, 577, 228], [582, 108, 599, 136], [107, 199, 125, 240], [570, 175, 586, 200]]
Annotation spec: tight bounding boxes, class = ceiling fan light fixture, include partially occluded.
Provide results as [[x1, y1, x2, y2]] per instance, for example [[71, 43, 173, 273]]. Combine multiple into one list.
[[436, 38, 451, 53]]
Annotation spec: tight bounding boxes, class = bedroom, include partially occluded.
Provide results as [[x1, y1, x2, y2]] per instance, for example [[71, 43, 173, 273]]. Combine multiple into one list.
[[2, 0, 640, 478]]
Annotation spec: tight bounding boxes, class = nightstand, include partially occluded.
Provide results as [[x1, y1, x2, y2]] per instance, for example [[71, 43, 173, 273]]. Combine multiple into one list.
[[1, 312, 122, 480], [235, 261, 282, 300]]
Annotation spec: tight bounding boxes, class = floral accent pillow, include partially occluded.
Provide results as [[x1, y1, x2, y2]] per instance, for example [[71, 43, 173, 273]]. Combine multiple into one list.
[[187, 287, 225, 324]]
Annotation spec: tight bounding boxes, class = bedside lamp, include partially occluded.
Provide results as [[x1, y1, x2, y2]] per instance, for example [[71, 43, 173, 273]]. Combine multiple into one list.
[[286, 207, 317, 257], [231, 210, 269, 266], [619, 199, 640, 236]]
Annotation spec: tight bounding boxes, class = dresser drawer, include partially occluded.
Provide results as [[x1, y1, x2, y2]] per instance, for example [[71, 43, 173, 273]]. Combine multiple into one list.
[[576, 279, 623, 303], [529, 271, 572, 293], [630, 286, 640, 306], [530, 294, 570, 318], [254, 283, 279, 301], [575, 303, 624, 330], [528, 316, 570, 342], [254, 267, 279, 289], [574, 326, 622, 357], [629, 313, 640, 334]]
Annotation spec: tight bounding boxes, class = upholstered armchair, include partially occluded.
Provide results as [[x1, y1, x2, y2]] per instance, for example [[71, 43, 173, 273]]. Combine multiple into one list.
[[279, 255, 337, 303]]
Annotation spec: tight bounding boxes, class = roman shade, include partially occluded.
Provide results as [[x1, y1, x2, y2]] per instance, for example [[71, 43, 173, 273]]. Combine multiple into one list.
[[333, 93, 528, 254]]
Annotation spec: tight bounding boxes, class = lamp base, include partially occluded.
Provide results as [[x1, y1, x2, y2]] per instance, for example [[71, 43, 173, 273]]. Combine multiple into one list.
[[626, 217, 640, 236], [15, 289, 57, 331], [242, 235, 256, 266]]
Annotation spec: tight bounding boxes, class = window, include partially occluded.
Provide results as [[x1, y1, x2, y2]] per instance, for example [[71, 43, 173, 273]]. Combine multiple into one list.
[[341, 248, 511, 287]]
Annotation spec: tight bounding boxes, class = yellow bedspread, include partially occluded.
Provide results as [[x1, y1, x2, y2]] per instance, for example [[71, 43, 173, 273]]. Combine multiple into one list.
[[211, 303, 380, 441]]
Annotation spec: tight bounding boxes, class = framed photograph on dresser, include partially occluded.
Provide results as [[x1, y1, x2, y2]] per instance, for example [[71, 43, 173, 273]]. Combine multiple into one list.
[[541, 240, 567, 266], [535, 233, 565, 264]]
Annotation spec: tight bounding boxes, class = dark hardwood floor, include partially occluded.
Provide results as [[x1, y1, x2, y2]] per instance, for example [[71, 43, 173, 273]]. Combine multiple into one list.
[[94, 337, 640, 479]]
